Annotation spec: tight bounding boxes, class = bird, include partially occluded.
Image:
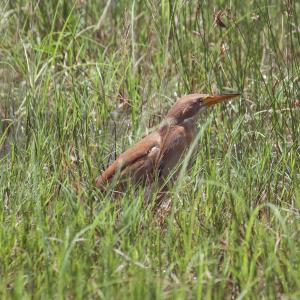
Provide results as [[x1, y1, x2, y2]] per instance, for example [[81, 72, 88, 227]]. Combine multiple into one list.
[[96, 93, 240, 197]]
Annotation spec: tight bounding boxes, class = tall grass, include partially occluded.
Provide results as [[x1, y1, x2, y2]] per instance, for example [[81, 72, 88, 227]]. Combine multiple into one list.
[[0, 0, 299, 299]]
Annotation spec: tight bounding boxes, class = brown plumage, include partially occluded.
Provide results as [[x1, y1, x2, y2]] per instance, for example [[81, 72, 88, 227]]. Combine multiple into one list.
[[96, 93, 240, 193]]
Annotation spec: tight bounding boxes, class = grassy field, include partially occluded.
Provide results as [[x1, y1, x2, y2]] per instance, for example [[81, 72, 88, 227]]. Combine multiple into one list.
[[1, 0, 300, 299]]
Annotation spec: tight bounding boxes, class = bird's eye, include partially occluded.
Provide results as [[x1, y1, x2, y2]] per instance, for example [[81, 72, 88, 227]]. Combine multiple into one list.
[[197, 98, 203, 103]]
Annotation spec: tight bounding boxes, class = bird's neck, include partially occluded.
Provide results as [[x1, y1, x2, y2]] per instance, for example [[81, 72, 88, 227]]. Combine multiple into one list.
[[159, 117, 177, 128], [158, 115, 199, 133], [182, 116, 199, 142]]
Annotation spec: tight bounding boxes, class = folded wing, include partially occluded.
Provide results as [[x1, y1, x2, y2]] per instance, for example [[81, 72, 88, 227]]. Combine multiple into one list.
[[96, 131, 162, 188]]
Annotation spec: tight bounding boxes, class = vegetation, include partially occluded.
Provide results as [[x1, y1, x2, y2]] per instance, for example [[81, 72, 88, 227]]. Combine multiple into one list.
[[1, 0, 299, 298]]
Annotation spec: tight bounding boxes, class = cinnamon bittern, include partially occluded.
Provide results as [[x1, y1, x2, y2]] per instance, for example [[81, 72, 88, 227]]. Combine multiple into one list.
[[96, 93, 240, 193]]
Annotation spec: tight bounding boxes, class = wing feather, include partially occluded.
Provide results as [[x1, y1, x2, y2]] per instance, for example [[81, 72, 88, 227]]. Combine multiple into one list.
[[96, 131, 161, 188]]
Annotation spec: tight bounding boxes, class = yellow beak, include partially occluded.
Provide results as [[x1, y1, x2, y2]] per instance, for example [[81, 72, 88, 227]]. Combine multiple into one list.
[[203, 93, 241, 106]]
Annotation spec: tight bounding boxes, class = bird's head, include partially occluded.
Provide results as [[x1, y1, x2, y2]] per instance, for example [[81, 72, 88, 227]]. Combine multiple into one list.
[[165, 93, 241, 125]]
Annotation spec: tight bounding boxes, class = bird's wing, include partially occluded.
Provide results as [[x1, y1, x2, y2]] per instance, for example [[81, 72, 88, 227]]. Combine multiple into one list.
[[96, 131, 161, 188]]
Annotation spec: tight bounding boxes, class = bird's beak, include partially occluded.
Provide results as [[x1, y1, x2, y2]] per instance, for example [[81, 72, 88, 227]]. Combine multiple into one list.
[[203, 93, 241, 106]]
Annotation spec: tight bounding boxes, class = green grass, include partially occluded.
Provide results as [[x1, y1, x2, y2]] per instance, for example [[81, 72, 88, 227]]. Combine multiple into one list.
[[1, 0, 300, 299]]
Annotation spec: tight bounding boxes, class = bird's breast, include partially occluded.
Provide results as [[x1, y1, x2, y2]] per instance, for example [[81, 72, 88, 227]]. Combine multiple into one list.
[[159, 125, 194, 178]]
